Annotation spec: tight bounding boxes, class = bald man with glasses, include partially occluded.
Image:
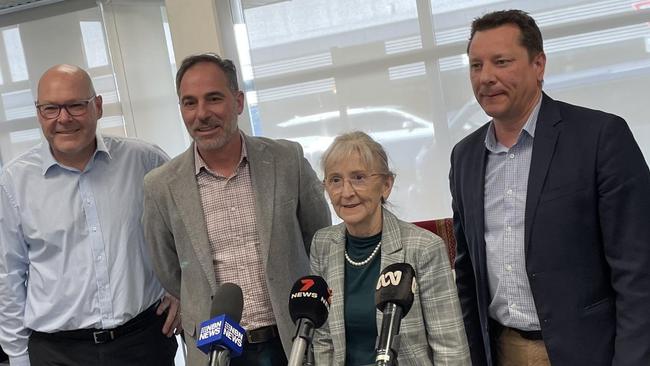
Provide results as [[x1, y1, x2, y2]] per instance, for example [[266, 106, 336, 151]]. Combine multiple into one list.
[[0, 64, 180, 366]]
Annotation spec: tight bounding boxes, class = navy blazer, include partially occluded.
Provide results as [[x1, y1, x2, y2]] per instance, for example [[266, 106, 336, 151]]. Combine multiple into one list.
[[450, 93, 650, 366]]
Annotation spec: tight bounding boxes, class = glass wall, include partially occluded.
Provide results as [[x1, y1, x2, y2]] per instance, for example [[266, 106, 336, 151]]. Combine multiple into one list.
[[226, 0, 650, 221]]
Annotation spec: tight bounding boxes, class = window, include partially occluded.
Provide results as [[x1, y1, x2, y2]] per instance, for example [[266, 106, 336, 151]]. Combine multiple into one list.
[[2, 27, 28, 82], [224, 0, 650, 221]]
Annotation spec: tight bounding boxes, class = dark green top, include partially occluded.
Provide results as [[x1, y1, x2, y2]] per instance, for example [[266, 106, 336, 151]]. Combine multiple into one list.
[[344, 231, 381, 366]]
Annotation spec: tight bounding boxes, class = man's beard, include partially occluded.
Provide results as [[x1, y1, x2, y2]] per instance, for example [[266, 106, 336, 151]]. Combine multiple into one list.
[[192, 118, 238, 151]]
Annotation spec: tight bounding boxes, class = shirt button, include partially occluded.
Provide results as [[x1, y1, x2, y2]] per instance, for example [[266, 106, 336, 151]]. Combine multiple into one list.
[[507, 189, 513, 195], [509, 153, 515, 159], [506, 264, 513, 272], [97, 255, 103, 261], [506, 226, 512, 232], [510, 303, 517, 309], [230, 207, 236, 212], [91, 226, 97, 232]]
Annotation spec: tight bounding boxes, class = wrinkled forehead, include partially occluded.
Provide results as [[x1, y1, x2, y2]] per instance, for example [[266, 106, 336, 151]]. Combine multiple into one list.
[[324, 147, 377, 176]]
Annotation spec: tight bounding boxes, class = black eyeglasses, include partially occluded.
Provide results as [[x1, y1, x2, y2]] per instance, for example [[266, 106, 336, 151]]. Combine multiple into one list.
[[35, 96, 96, 119]]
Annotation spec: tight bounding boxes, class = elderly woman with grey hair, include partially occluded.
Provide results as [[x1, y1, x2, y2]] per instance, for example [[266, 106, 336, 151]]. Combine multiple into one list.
[[309, 131, 470, 365]]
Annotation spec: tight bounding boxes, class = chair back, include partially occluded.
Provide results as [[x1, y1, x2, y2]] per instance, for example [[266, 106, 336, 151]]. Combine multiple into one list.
[[412, 218, 456, 268]]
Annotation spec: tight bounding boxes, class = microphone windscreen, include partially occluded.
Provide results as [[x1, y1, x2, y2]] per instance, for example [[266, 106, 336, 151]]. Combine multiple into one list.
[[288, 275, 330, 328], [375, 263, 416, 316], [210, 283, 244, 323]]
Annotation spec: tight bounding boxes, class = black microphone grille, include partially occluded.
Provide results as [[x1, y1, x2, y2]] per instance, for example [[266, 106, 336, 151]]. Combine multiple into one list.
[[375, 263, 417, 316], [210, 282, 244, 323], [288, 275, 330, 328]]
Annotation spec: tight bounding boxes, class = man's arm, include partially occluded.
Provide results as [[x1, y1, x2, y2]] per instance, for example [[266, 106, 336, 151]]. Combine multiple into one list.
[[0, 181, 31, 366], [596, 117, 650, 365], [295, 144, 331, 254], [142, 175, 182, 299], [450, 150, 488, 366]]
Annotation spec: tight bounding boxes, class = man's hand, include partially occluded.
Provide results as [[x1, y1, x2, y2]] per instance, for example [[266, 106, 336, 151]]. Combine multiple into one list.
[[157, 293, 182, 337]]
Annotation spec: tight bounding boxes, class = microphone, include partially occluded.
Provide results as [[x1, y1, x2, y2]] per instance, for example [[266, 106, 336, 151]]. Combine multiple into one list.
[[287, 275, 330, 366], [196, 283, 246, 366], [374, 263, 417, 366]]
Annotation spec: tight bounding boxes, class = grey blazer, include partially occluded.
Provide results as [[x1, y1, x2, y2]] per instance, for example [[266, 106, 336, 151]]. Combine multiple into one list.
[[143, 134, 331, 365], [310, 209, 471, 366]]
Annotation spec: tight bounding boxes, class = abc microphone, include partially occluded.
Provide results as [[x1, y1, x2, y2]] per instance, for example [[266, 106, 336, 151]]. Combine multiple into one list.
[[374, 263, 417, 366], [287, 275, 330, 366], [196, 283, 245, 366]]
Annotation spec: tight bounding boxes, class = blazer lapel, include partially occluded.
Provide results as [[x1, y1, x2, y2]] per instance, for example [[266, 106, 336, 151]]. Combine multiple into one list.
[[169, 146, 218, 294], [524, 93, 561, 257], [375, 210, 404, 335], [245, 135, 275, 268], [326, 226, 347, 365], [466, 126, 489, 286]]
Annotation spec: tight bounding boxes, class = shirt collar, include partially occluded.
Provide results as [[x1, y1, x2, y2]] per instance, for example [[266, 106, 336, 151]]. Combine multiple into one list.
[[484, 94, 543, 152], [41, 132, 110, 175], [194, 131, 248, 176]]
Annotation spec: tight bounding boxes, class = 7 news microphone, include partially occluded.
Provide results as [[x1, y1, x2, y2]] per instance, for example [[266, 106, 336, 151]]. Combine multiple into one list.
[[375, 263, 417, 366], [196, 283, 245, 366], [287, 275, 330, 366]]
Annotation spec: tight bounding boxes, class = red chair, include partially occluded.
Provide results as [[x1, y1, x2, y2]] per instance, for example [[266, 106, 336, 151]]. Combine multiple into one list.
[[412, 218, 456, 268]]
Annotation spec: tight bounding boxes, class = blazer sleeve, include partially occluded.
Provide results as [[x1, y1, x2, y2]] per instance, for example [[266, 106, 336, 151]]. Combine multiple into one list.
[[143, 174, 182, 299], [596, 117, 650, 365], [295, 143, 331, 255], [309, 231, 335, 365], [416, 234, 471, 365], [450, 147, 489, 366]]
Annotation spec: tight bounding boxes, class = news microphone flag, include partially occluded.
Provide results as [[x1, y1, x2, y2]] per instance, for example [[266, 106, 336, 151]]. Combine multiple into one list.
[[289, 275, 330, 328], [287, 275, 331, 366], [196, 282, 245, 361], [196, 314, 245, 357], [375, 262, 416, 315]]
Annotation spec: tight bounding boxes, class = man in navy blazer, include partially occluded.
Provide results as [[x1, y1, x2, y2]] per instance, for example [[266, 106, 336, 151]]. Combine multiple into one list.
[[450, 10, 650, 366]]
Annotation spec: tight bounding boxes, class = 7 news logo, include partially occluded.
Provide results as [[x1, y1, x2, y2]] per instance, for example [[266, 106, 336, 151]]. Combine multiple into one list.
[[300, 278, 314, 291]]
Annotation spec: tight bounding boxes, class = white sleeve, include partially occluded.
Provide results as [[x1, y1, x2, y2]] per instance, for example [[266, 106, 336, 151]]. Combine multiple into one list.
[[0, 179, 31, 363]]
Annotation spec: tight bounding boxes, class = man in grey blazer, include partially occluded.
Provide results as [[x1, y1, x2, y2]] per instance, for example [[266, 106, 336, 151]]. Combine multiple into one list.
[[142, 53, 331, 365]]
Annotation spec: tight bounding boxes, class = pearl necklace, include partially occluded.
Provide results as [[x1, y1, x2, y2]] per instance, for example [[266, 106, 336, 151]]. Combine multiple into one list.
[[345, 241, 381, 267]]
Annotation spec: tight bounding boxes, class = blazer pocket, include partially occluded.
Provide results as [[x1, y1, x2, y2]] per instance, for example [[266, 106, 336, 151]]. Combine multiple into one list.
[[540, 182, 586, 203], [582, 297, 614, 316]]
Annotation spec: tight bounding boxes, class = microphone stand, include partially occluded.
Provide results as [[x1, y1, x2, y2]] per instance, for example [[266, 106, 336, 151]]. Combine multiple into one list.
[[303, 343, 315, 366], [288, 318, 315, 366], [209, 347, 231, 366], [375, 303, 403, 366]]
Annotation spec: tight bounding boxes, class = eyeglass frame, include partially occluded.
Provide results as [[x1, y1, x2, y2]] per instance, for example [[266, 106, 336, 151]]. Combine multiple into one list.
[[34, 95, 97, 119], [323, 172, 390, 192]]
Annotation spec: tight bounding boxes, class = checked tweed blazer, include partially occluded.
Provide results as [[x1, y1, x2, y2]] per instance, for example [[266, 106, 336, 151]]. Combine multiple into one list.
[[310, 209, 471, 365]]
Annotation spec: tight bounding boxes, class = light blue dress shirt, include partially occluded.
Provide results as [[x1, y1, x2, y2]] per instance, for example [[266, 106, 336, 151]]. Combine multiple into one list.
[[0, 135, 169, 366], [483, 96, 542, 331]]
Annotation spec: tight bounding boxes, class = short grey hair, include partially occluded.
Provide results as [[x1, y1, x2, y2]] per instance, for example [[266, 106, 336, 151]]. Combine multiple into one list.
[[321, 131, 395, 179]]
